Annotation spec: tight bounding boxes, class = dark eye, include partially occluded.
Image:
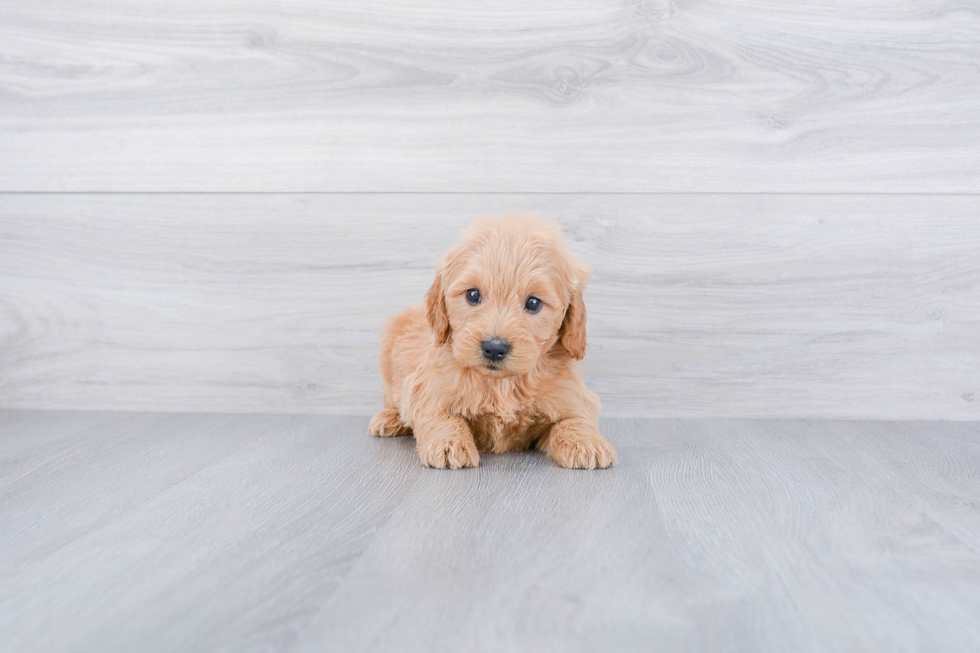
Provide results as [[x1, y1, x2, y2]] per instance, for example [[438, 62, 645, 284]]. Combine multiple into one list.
[[525, 296, 542, 313], [466, 289, 481, 306]]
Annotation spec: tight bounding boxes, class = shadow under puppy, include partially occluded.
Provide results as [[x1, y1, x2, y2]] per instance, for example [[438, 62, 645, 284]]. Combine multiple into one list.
[[369, 213, 616, 470]]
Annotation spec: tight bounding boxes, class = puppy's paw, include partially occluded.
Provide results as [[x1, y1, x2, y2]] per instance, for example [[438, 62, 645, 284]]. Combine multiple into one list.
[[369, 409, 411, 437], [417, 437, 480, 469], [549, 434, 617, 470]]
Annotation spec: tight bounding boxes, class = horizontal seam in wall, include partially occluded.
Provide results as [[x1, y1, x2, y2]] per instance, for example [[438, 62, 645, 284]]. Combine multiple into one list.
[[1, 191, 980, 197]]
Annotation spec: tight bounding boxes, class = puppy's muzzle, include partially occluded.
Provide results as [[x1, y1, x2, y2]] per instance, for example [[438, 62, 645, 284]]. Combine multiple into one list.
[[481, 337, 511, 363]]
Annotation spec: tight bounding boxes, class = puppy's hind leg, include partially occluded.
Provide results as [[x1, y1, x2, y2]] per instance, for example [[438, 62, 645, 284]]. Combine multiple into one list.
[[369, 407, 412, 437]]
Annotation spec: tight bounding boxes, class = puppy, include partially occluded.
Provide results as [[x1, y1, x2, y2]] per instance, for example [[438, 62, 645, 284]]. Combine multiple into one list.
[[369, 213, 616, 470]]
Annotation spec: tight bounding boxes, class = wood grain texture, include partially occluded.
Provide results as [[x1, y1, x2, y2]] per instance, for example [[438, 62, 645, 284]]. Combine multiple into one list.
[[1, 193, 978, 419], [0, 412, 423, 653], [1, 0, 979, 192], [1, 411, 979, 652]]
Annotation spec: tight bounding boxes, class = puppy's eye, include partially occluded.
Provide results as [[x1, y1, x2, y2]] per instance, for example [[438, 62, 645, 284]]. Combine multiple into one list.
[[525, 296, 542, 313], [466, 289, 482, 306]]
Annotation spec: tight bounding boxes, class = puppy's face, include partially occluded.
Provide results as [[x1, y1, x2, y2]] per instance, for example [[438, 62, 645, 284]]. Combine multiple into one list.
[[426, 215, 589, 377]]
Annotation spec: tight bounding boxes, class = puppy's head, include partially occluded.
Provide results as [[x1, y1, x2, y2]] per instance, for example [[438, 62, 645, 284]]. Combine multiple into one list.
[[426, 213, 590, 376]]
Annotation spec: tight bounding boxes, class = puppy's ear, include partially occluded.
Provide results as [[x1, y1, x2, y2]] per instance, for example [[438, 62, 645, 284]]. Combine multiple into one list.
[[425, 272, 451, 346], [559, 265, 590, 360]]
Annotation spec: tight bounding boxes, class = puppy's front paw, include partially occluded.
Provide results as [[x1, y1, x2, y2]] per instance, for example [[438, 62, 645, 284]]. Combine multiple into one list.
[[417, 436, 480, 469], [369, 408, 411, 437], [549, 434, 617, 470]]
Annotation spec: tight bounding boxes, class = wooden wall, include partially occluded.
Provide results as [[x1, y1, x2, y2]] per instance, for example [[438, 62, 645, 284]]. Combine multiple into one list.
[[1, 0, 978, 418]]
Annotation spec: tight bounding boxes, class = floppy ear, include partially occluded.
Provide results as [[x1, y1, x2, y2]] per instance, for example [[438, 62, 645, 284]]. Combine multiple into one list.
[[425, 271, 451, 346], [559, 275, 588, 360]]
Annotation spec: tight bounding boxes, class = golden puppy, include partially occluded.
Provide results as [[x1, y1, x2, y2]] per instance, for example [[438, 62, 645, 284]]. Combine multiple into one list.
[[369, 213, 616, 470]]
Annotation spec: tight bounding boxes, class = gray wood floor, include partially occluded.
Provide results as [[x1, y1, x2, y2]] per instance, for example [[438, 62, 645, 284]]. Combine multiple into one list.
[[2, 410, 979, 652]]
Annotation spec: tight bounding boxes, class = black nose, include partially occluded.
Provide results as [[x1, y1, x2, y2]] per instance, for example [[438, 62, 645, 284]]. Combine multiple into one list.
[[481, 338, 511, 362]]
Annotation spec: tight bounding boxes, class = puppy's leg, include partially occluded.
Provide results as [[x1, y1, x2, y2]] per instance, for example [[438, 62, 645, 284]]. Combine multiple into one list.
[[537, 416, 616, 470], [370, 385, 411, 437], [370, 309, 415, 438], [413, 414, 480, 469], [369, 408, 411, 437]]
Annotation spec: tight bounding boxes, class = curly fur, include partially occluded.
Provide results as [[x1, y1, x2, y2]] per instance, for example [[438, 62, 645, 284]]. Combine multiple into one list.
[[369, 213, 616, 470]]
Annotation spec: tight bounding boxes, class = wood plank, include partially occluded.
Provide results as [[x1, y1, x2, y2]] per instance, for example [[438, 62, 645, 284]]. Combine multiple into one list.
[[1, 193, 977, 419], [1, 412, 979, 651], [0, 412, 425, 653], [302, 418, 980, 653], [0, 408, 125, 478], [1, 1, 979, 191]]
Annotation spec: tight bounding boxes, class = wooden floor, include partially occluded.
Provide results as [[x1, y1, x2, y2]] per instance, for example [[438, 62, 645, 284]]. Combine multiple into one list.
[[2, 410, 979, 652]]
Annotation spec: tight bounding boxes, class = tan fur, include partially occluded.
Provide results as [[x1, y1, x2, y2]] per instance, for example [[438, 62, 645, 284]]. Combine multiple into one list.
[[369, 213, 616, 470]]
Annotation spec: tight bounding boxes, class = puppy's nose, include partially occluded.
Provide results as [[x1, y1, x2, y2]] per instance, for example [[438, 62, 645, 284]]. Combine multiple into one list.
[[481, 337, 511, 362]]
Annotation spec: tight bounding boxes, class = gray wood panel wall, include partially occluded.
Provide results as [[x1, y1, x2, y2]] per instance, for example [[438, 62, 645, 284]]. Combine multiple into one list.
[[3, 0, 980, 192], [1, 1, 978, 418]]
